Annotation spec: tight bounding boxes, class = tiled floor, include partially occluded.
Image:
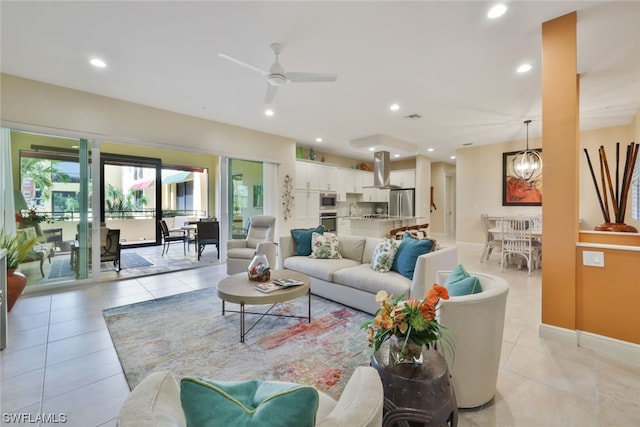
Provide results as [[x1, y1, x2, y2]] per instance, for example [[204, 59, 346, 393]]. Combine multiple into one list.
[[1, 240, 639, 426]]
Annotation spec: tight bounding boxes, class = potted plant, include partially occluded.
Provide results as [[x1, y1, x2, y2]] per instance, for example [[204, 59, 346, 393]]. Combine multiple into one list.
[[0, 229, 37, 311]]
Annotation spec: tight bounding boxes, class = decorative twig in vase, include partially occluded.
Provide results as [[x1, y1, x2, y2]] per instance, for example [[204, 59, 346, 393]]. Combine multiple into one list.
[[583, 142, 638, 232]]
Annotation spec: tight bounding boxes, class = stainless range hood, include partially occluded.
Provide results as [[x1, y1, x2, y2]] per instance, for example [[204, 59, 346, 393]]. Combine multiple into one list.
[[370, 151, 401, 189]]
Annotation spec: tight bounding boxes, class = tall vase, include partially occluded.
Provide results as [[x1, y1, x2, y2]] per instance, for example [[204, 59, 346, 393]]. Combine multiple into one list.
[[389, 334, 424, 365], [7, 269, 27, 312]]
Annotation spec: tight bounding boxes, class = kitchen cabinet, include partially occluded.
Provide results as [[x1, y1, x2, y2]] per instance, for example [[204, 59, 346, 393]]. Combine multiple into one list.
[[294, 189, 320, 229], [336, 168, 360, 200], [390, 170, 416, 188], [296, 161, 337, 192], [337, 217, 351, 235]]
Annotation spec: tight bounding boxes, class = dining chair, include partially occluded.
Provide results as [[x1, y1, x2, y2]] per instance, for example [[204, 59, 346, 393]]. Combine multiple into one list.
[[158, 220, 187, 256], [480, 214, 502, 263], [500, 216, 540, 276], [196, 221, 220, 260]]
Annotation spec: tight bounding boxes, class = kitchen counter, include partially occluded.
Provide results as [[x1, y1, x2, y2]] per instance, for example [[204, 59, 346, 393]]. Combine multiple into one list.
[[339, 216, 418, 238]]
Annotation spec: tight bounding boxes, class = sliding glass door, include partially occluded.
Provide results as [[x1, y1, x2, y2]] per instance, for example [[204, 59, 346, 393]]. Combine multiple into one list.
[[228, 159, 263, 239]]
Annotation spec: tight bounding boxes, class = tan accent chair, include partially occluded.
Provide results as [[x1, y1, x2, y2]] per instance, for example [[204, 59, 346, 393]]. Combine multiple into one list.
[[226, 215, 276, 275], [436, 271, 509, 408], [117, 366, 383, 427]]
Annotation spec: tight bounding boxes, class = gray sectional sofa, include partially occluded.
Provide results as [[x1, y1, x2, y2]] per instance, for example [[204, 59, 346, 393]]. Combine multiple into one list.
[[278, 234, 458, 314]]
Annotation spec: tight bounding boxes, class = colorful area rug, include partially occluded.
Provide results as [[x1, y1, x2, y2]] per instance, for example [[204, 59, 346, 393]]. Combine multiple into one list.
[[103, 288, 373, 398]]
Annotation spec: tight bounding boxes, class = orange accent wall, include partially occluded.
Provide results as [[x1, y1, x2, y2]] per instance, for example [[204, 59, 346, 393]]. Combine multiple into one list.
[[576, 245, 640, 344], [541, 13, 579, 329]]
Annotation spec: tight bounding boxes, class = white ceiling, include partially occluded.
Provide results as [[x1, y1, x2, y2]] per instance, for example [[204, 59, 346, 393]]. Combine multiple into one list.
[[1, 1, 639, 163]]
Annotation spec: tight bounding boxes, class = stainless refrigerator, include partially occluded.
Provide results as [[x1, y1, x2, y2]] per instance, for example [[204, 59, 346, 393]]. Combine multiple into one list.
[[389, 188, 415, 217]]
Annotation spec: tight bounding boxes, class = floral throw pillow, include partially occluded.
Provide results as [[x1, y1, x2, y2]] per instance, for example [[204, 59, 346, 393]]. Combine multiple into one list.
[[309, 232, 342, 259], [370, 238, 398, 272]]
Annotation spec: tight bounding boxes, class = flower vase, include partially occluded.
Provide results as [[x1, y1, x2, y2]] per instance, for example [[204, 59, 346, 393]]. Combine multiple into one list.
[[389, 334, 424, 365], [248, 254, 270, 282], [6, 269, 27, 312]]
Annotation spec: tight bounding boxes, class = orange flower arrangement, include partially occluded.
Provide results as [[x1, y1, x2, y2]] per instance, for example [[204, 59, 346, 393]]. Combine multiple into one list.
[[362, 284, 450, 353]]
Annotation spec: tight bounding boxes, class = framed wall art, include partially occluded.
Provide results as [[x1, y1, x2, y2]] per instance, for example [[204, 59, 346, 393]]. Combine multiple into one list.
[[502, 149, 542, 206]]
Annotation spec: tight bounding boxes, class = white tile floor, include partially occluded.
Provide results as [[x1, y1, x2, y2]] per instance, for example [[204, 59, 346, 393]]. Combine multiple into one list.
[[1, 241, 639, 426]]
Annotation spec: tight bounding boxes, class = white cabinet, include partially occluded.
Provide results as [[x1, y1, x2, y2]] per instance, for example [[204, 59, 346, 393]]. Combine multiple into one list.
[[294, 189, 320, 228], [296, 161, 337, 192], [337, 168, 360, 200], [390, 170, 416, 188]]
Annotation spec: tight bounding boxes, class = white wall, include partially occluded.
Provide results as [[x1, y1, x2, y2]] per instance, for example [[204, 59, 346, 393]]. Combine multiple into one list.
[[0, 74, 300, 235], [456, 119, 638, 244]]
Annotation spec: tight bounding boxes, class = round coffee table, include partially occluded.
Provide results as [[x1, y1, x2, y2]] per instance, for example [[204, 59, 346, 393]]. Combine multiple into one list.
[[217, 270, 311, 343]]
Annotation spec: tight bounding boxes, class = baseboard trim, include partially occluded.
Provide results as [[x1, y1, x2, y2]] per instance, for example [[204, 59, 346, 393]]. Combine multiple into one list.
[[539, 323, 640, 365]]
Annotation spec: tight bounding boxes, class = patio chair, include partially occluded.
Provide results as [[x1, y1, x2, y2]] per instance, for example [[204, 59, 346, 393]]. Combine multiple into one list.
[[158, 220, 187, 256], [196, 220, 220, 260]]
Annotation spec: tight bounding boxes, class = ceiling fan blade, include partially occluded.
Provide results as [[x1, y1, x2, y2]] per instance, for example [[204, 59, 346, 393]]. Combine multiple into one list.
[[265, 85, 278, 104], [287, 72, 337, 83], [218, 53, 269, 76]]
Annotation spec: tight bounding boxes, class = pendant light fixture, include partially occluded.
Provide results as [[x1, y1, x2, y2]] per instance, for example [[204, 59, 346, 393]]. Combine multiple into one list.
[[511, 119, 542, 182]]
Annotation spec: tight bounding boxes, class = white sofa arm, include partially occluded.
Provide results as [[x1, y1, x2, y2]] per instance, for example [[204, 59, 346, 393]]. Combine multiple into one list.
[[409, 246, 458, 299], [117, 371, 186, 427], [278, 235, 295, 268], [316, 366, 383, 427], [227, 239, 248, 250], [256, 241, 277, 270]]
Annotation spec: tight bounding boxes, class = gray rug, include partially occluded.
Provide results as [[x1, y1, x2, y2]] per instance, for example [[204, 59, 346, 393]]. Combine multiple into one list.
[[103, 288, 372, 398], [48, 252, 153, 279]]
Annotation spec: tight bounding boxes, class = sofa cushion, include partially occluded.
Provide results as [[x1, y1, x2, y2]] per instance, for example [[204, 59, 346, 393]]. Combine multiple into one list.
[[333, 264, 410, 297], [370, 238, 398, 272], [362, 237, 384, 264], [180, 377, 318, 427], [338, 235, 367, 263], [444, 264, 483, 296], [391, 233, 437, 280], [310, 232, 342, 259], [283, 257, 360, 282], [291, 226, 324, 256]]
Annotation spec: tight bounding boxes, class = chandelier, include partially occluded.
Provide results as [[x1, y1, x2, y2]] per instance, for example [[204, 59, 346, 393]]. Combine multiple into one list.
[[511, 119, 542, 182]]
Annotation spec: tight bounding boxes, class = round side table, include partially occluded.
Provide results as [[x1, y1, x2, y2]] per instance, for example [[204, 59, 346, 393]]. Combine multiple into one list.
[[371, 342, 458, 427]]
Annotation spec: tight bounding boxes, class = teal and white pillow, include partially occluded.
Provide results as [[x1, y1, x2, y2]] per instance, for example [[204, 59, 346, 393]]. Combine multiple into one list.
[[309, 232, 342, 259], [370, 238, 398, 272], [180, 377, 319, 427]]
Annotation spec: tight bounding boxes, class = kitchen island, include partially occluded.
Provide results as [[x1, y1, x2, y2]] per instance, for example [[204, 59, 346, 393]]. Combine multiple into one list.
[[340, 216, 419, 238]]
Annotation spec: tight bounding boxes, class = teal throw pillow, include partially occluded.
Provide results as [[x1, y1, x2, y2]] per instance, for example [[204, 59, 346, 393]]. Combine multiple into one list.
[[180, 377, 319, 427], [391, 233, 437, 280], [444, 264, 483, 296], [291, 225, 324, 256]]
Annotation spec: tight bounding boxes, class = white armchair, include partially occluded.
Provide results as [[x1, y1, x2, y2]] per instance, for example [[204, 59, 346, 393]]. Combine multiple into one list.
[[436, 271, 509, 408], [226, 215, 277, 275], [117, 367, 384, 427]]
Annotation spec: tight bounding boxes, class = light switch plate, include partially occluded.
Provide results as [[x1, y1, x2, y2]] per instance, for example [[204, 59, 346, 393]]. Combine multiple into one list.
[[583, 251, 604, 267]]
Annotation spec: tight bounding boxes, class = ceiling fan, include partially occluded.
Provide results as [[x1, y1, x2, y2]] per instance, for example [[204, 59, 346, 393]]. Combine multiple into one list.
[[218, 43, 337, 104]]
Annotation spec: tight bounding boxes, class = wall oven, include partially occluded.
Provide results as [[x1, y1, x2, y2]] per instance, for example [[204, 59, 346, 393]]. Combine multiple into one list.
[[320, 212, 337, 232], [319, 192, 337, 210]]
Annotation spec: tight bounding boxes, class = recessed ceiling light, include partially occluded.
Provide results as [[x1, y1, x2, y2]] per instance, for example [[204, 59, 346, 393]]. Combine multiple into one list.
[[488, 4, 507, 19], [368, 147, 375, 151], [393, 154, 400, 158], [427, 148, 434, 152], [517, 63, 532, 73], [90, 58, 106, 68], [315, 137, 322, 143], [390, 104, 400, 111], [450, 156, 456, 160], [264, 108, 274, 116]]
